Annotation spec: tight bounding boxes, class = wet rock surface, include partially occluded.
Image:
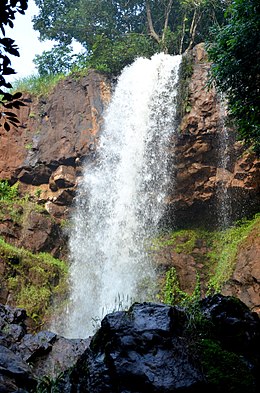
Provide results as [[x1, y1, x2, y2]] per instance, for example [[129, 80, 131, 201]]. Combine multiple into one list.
[[0, 296, 259, 392], [0, 304, 90, 392]]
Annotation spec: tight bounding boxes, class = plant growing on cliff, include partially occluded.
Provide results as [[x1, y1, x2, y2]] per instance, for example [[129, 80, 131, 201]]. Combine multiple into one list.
[[207, 214, 260, 293], [162, 266, 201, 306], [0, 180, 18, 201], [11, 73, 65, 97], [0, 238, 68, 328]]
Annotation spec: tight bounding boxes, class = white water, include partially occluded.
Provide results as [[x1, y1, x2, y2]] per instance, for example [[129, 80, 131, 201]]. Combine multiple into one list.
[[61, 53, 181, 338]]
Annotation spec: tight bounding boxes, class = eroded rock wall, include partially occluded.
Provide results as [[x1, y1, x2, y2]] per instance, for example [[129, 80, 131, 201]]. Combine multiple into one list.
[[165, 44, 260, 228]]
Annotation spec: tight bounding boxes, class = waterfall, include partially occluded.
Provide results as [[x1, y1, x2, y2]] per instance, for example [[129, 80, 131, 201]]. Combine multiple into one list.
[[61, 53, 181, 338]]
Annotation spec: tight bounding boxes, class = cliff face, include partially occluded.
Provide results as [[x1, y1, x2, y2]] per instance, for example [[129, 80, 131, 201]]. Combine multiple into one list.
[[0, 46, 258, 227], [166, 44, 259, 227], [0, 70, 110, 182], [0, 45, 259, 313]]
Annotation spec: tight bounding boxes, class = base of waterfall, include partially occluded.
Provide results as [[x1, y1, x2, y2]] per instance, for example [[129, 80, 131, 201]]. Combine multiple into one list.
[[1, 294, 259, 392]]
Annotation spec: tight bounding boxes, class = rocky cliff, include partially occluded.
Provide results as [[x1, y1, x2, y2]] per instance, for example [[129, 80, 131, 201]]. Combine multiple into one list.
[[0, 46, 259, 229], [0, 44, 259, 318]]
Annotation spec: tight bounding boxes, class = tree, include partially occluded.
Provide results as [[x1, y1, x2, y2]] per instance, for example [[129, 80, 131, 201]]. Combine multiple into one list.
[[0, 0, 28, 131], [207, 0, 260, 152], [33, 0, 146, 47], [33, 43, 80, 76], [33, 0, 227, 73]]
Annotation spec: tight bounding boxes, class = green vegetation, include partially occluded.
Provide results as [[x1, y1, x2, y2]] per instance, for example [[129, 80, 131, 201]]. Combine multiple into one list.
[[176, 50, 194, 121], [31, 0, 226, 77], [198, 339, 255, 392], [207, 0, 260, 153], [0, 181, 46, 223], [152, 228, 204, 253], [0, 238, 68, 327], [154, 214, 260, 301], [162, 266, 201, 306], [88, 33, 156, 74], [0, 0, 28, 131], [0, 180, 19, 201], [11, 73, 65, 97], [207, 214, 260, 293]]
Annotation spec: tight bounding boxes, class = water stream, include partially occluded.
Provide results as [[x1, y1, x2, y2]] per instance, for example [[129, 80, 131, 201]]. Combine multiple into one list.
[[61, 53, 181, 338]]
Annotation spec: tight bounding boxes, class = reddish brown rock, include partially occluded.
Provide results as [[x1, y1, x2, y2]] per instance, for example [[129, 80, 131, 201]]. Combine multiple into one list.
[[49, 165, 76, 191], [164, 44, 260, 228], [223, 223, 260, 314], [0, 71, 110, 185]]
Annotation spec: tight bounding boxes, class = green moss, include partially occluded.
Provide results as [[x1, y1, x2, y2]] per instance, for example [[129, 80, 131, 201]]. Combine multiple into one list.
[[151, 229, 200, 253], [207, 214, 260, 293], [152, 214, 260, 302], [0, 238, 68, 328], [198, 339, 256, 392], [176, 51, 194, 122]]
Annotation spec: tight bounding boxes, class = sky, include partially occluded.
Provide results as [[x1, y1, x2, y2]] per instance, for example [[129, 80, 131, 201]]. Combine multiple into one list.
[[5, 0, 82, 82]]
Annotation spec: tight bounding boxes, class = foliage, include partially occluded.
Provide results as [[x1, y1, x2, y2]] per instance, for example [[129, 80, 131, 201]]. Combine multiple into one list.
[[36, 374, 64, 393], [89, 33, 157, 74], [0, 180, 18, 201], [0, 237, 68, 327], [152, 228, 201, 253], [176, 50, 194, 120], [0, 0, 28, 131], [32, 0, 227, 75], [33, 43, 87, 76], [33, 0, 146, 47], [153, 214, 260, 303], [162, 266, 201, 306], [207, 214, 260, 293], [207, 0, 260, 153]]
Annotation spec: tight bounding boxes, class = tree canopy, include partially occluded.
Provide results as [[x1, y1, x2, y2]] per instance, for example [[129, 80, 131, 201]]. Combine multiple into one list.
[[33, 0, 227, 74], [207, 0, 260, 152]]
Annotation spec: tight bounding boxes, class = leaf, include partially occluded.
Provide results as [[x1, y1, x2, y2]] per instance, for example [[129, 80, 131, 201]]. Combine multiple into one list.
[[9, 121, 20, 128], [12, 92, 23, 100], [11, 101, 26, 109], [7, 116, 20, 124], [2, 111, 16, 116], [4, 122, 10, 131], [3, 67, 16, 75], [2, 93, 13, 101]]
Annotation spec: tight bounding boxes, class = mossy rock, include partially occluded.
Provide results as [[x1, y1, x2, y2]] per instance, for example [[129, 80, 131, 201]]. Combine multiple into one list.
[[0, 238, 68, 330]]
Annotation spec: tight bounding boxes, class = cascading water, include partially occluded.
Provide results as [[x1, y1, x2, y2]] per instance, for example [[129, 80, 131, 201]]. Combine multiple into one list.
[[61, 53, 181, 338]]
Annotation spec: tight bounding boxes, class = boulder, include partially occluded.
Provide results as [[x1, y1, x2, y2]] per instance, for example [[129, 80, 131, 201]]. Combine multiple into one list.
[[59, 297, 259, 392], [0, 297, 259, 392], [49, 166, 76, 192]]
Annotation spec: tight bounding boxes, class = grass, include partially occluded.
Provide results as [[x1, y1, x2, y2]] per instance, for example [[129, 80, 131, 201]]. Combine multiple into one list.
[[11, 73, 66, 97]]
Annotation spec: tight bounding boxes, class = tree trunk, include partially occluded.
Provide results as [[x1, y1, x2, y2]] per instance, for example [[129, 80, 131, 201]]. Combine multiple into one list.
[[146, 0, 160, 44], [161, 0, 173, 52]]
